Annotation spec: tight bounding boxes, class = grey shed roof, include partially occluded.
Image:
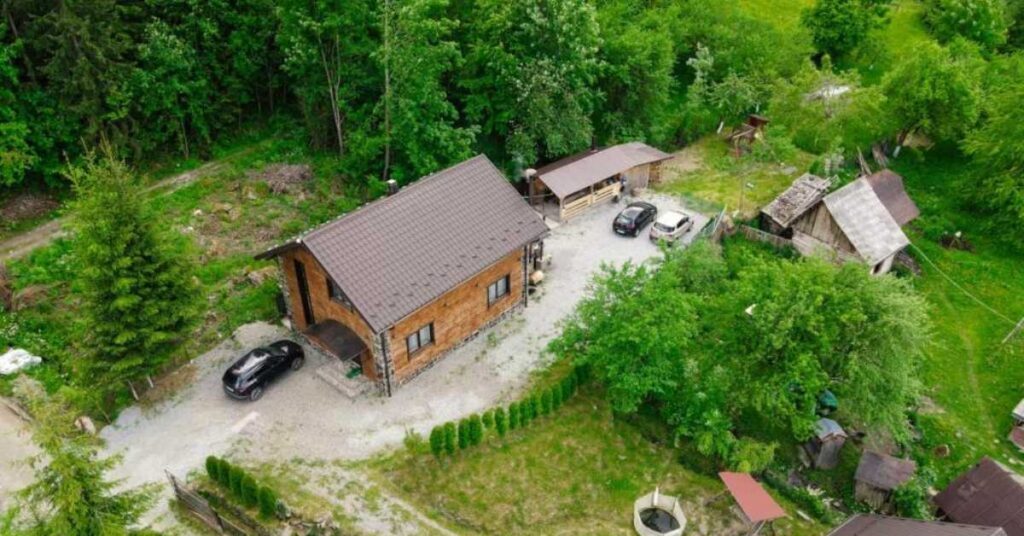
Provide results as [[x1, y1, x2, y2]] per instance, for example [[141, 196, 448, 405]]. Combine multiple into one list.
[[815, 418, 848, 440], [828, 514, 1006, 536], [258, 155, 549, 332], [536, 142, 672, 199], [824, 178, 910, 265], [855, 451, 917, 491], [865, 170, 920, 226], [761, 173, 832, 228]]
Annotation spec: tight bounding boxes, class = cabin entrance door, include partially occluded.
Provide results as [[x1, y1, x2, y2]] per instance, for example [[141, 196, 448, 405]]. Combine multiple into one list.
[[293, 259, 315, 327]]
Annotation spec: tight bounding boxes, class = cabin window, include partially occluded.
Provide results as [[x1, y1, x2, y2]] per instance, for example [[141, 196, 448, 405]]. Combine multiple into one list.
[[327, 279, 353, 309], [487, 274, 510, 305], [406, 323, 434, 355]]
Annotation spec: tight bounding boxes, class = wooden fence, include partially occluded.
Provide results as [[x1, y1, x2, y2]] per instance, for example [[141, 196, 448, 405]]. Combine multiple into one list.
[[167, 472, 252, 536], [738, 225, 793, 250]]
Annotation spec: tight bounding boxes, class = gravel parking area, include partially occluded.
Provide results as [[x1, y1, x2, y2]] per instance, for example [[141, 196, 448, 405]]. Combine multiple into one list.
[[99, 192, 706, 528], [0, 406, 37, 513]]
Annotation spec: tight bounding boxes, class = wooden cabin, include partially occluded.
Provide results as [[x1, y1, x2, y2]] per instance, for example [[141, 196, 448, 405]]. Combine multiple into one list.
[[762, 171, 919, 275], [828, 514, 1006, 536], [854, 451, 917, 511], [257, 155, 549, 396], [530, 142, 672, 221], [935, 457, 1024, 536], [805, 418, 848, 470]]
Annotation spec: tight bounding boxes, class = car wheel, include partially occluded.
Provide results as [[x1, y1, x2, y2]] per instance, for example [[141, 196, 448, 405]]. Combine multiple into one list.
[[249, 386, 263, 402], [290, 357, 304, 371]]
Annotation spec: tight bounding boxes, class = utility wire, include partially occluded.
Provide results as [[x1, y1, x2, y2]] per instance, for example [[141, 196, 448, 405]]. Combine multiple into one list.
[[909, 242, 1017, 325]]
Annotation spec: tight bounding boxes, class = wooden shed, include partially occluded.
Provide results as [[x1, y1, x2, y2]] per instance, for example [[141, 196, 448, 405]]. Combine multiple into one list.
[[530, 142, 672, 221], [760, 173, 832, 235], [854, 451, 917, 511], [805, 418, 848, 470]]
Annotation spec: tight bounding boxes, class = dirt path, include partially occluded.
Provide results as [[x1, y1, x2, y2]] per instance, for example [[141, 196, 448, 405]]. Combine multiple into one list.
[[0, 147, 255, 262]]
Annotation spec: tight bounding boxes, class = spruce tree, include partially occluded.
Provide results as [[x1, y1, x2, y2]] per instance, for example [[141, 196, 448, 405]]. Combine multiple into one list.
[[468, 414, 483, 446], [443, 422, 457, 455], [457, 418, 470, 450], [11, 388, 152, 535], [508, 402, 520, 429], [68, 151, 197, 399]]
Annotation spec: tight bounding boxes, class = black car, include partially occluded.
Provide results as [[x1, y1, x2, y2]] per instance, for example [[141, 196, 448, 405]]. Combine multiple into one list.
[[613, 202, 658, 237], [222, 340, 305, 401]]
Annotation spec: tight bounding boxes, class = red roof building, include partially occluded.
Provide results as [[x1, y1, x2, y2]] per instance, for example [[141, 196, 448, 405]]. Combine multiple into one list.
[[719, 472, 787, 527]]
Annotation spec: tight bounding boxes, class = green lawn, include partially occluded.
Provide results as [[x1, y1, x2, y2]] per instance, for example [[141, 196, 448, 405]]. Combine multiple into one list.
[[737, 0, 936, 85], [656, 136, 816, 219], [371, 386, 827, 535], [891, 152, 1024, 484]]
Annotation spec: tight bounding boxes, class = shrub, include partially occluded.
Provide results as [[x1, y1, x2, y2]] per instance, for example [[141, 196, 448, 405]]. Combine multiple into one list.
[[258, 486, 278, 520], [457, 418, 470, 450], [229, 466, 245, 498], [205, 456, 219, 481], [561, 376, 574, 401], [530, 395, 541, 419], [508, 402, 520, 429], [520, 401, 532, 427], [429, 426, 445, 458], [482, 410, 495, 429], [540, 390, 553, 415], [551, 386, 563, 409], [494, 407, 508, 436], [241, 475, 260, 508], [468, 414, 484, 446], [443, 422, 457, 455]]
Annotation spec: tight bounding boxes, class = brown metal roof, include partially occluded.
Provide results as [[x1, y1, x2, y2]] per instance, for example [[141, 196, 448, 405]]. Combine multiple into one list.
[[865, 170, 919, 226], [935, 457, 1024, 536], [828, 514, 1006, 536], [536, 142, 672, 199], [762, 173, 832, 228], [259, 155, 549, 333], [855, 451, 917, 491]]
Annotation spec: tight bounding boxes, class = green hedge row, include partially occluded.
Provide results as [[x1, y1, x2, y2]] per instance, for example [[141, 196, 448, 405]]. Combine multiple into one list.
[[428, 365, 588, 459], [205, 456, 280, 520]]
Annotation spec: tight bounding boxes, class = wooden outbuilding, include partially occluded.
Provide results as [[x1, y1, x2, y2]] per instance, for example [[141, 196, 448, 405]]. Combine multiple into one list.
[[828, 514, 1006, 536], [854, 451, 917, 511], [805, 418, 848, 470], [935, 457, 1024, 536], [760, 173, 832, 235], [530, 142, 672, 221], [257, 155, 549, 396]]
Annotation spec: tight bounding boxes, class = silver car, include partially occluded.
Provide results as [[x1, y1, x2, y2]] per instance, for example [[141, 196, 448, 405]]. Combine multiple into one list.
[[649, 210, 693, 244]]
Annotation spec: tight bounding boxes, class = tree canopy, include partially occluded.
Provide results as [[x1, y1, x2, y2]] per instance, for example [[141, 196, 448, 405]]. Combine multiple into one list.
[[551, 241, 930, 470]]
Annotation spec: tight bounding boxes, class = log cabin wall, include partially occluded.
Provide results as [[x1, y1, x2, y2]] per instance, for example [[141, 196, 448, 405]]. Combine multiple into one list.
[[280, 247, 379, 380], [386, 248, 526, 384]]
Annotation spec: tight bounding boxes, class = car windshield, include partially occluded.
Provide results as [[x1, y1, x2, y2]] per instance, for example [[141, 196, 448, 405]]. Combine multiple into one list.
[[653, 222, 674, 233], [232, 349, 272, 376], [619, 207, 642, 221]]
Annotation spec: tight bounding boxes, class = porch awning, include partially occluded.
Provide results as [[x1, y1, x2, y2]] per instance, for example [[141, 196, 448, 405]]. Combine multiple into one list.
[[305, 320, 367, 361]]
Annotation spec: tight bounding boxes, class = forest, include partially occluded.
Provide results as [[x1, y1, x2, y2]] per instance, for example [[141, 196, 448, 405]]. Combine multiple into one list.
[[0, 0, 1019, 234], [3, 0, 1024, 534]]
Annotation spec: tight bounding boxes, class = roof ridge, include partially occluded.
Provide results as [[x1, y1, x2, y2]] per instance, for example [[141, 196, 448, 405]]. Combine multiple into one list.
[[305, 154, 491, 243]]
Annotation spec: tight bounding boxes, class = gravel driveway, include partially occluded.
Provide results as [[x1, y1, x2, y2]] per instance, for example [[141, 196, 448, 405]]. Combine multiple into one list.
[[99, 192, 707, 529]]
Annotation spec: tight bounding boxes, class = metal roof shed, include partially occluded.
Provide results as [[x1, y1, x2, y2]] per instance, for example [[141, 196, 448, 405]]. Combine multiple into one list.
[[719, 472, 786, 533], [827, 514, 1007, 536], [533, 142, 672, 221]]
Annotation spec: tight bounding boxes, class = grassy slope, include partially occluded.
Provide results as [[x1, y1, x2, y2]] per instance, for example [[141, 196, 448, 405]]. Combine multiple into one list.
[[892, 152, 1024, 483], [372, 387, 826, 535]]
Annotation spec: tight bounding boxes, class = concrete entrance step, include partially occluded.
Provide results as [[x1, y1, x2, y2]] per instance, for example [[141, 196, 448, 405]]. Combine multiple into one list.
[[314, 360, 375, 399]]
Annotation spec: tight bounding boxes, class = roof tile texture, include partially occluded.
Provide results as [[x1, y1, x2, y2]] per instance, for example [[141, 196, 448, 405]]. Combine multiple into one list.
[[301, 155, 548, 332]]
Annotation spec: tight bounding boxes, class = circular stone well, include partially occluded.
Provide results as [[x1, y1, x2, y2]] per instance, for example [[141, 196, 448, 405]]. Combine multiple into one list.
[[633, 488, 687, 536]]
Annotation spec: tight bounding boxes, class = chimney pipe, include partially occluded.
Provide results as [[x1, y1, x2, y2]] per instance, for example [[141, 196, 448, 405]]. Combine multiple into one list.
[[386, 179, 398, 196]]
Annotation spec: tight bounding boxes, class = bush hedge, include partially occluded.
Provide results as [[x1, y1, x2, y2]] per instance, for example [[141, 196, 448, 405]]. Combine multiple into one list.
[[428, 366, 588, 458], [204, 456, 282, 519]]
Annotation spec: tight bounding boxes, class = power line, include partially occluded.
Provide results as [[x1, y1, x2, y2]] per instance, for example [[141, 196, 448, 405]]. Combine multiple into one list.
[[909, 242, 1017, 326]]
